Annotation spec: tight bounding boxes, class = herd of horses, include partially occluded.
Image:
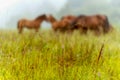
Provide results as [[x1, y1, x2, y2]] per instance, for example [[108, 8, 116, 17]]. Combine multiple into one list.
[[17, 14, 113, 35]]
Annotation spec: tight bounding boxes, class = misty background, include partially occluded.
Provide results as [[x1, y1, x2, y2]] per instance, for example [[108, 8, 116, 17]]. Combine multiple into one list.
[[0, 0, 120, 29]]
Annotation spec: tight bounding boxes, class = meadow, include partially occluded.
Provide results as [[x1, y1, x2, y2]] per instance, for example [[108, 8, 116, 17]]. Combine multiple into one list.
[[0, 28, 120, 80]]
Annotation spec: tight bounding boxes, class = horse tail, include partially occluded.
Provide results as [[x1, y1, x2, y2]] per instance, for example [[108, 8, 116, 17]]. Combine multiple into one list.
[[17, 20, 23, 33], [103, 16, 110, 33], [97, 15, 110, 33], [17, 21, 20, 29], [18, 20, 24, 28]]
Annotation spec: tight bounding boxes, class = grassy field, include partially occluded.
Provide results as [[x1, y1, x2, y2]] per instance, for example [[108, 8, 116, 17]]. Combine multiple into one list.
[[0, 29, 120, 80]]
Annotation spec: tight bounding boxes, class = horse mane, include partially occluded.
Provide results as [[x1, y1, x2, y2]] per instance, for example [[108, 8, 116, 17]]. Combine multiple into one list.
[[34, 14, 46, 21], [77, 15, 86, 18]]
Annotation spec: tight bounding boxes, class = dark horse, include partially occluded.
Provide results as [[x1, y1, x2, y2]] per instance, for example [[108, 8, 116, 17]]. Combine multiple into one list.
[[61, 15, 77, 23], [61, 15, 77, 32], [71, 14, 111, 35], [47, 14, 70, 32], [17, 14, 48, 33]]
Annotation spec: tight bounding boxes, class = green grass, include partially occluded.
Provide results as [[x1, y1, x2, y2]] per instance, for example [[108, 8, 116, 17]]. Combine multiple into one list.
[[0, 29, 120, 80]]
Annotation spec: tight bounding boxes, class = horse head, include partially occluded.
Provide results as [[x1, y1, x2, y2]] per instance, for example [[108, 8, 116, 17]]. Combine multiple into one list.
[[47, 14, 57, 23]]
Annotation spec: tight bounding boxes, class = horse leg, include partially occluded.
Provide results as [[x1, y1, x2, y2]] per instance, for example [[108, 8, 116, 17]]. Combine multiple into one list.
[[102, 24, 109, 34], [67, 29, 73, 34], [80, 27, 87, 34], [94, 27, 101, 36], [35, 28, 39, 32], [18, 27, 23, 34]]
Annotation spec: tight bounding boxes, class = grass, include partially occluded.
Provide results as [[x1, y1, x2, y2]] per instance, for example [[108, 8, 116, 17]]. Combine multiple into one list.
[[0, 29, 120, 80]]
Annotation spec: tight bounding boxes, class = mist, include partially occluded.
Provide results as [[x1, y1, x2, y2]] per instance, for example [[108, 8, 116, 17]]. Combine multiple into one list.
[[0, 0, 120, 29], [0, 0, 67, 28]]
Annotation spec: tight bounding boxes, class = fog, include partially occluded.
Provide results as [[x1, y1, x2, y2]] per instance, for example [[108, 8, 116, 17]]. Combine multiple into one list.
[[0, 0, 67, 28], [0, 0, 120, 28]]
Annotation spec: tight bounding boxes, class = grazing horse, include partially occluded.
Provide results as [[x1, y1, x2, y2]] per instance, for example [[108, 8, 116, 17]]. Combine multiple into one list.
[[17, 14, 48, 33], [47, 14, 70, 32], [71, 14, 111, 35]]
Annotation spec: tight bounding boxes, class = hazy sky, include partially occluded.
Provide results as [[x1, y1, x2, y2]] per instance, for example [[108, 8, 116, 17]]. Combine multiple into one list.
[[0, 0, 67, 28], [0, 0, 67, 11]]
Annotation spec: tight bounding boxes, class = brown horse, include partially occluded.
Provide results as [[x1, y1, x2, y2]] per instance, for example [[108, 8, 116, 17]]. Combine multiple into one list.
[[61, 15, 77, 32], [17, 14, 48, 33], [61, 15, 77, 23], [47, 14, 70, 32], [71, 14, 111, 35]]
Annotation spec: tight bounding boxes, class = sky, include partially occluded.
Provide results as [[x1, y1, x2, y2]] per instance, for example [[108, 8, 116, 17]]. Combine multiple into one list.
[[0, 0, 67, 28], [0, 0, 67, 11]]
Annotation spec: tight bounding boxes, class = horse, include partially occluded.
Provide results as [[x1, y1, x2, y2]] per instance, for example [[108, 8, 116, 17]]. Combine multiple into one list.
[[96, 14, 111, 33], [47, 14, 70, 32], [71, 14, 111, 35], [61, 15, 77, 22], [61, 15, 77, 32], [17, 14, 48, 33], [70, 15, 86, 31]]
